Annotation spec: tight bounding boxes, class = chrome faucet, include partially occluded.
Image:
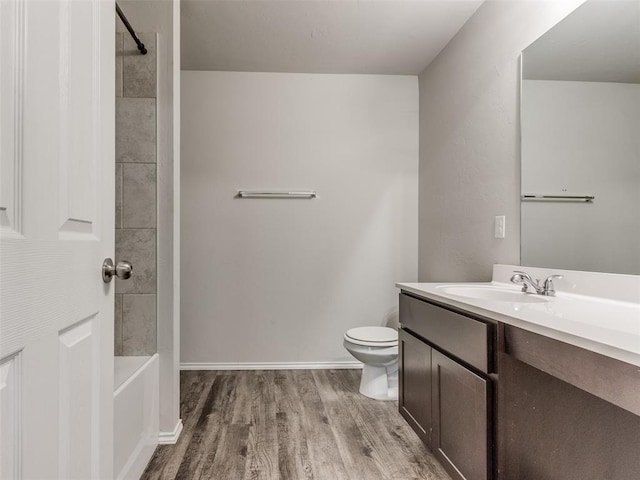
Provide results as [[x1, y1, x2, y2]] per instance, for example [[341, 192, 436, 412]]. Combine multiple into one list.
[[510, 271, 563, 296]]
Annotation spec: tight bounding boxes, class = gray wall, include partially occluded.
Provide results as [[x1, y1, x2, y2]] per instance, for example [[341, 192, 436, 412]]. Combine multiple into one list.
[[181, 71, 418, 366], [417, 0, 584, 282], [115, 32, 158, 356], [116, 0, 179, 436]]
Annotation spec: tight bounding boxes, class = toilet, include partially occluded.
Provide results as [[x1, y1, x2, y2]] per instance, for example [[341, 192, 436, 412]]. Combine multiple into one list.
[[343, 326, 398, 401]]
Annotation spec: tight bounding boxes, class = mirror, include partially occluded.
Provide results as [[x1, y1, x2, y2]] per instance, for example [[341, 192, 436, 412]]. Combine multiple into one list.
[[520, 0, 640, 275]]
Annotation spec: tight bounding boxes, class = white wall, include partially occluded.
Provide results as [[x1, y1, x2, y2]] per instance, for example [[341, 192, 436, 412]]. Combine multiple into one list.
[[417, 0, 585, 282], [521, 80, 640, 274], [181, 71, 418, 366]]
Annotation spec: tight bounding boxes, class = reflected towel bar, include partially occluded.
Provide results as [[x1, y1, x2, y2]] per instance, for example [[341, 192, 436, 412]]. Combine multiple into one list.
[[237, 190, 317, 199], [521, 194, 595, 203]]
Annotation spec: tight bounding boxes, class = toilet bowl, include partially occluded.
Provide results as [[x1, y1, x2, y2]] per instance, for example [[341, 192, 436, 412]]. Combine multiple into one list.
[[343, 326, 398, 401]]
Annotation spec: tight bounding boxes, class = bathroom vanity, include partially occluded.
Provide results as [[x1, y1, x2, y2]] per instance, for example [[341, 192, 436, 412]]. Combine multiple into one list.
[[397, 265, 640, 480], [399, 293, 496, 480]]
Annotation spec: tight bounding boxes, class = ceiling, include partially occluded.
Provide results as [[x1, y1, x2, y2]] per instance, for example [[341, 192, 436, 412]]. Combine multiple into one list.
[[181, 0, 484, 75], [523, 0, 640, 84]]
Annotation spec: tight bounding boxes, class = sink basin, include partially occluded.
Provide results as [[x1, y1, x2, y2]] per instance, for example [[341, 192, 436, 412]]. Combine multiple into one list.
[[437, 284, 551, 303]]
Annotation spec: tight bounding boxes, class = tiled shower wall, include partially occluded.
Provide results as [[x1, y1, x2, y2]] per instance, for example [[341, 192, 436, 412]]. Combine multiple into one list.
[[115, 32, 157, 356]]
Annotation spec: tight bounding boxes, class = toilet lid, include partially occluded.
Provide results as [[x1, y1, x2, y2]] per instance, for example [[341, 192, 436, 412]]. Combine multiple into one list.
[[345, 327, 398, 346]]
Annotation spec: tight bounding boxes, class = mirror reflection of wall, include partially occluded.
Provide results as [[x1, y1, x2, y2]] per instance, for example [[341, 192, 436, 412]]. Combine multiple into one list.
[[520, 0, 640, 275]]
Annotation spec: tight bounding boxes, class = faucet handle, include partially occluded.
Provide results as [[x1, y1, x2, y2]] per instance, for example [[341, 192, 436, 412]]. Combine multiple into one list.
[[542, 274, 563, 296], [544, 274, 563, 284]]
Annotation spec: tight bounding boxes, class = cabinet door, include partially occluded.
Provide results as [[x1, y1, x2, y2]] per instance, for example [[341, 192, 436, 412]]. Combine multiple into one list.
[[399, 328, 432, 445], [432, 350, 489, 480]]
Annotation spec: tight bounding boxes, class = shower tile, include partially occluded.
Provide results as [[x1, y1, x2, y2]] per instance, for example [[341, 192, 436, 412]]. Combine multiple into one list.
[[123, 33, 156, 98], [122, 163, 156, 228], [116, 97, 156, 163], [115, 163, 123, 228], [115, 229, 156, 294], [116, 33, 123, 97], [122, 294, 156, 355], [115, 294, 123, 356]]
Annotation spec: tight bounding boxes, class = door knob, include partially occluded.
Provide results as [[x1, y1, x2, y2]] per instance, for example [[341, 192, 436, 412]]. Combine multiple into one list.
[[102, 258, 133, 283]]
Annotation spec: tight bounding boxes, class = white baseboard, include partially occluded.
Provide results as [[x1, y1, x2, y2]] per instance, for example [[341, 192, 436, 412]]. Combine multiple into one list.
[[158, 419, 183, 445], [180, 361, 363, 371]]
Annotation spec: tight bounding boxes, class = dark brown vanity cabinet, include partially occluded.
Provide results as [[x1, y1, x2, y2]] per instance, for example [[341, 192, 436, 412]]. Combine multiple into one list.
[[498, 325, 640, 480], [431, 349, 489, 480], [398, 327, 432, 444], [400, 292, 640, 480], [399, 293, 494, 480]]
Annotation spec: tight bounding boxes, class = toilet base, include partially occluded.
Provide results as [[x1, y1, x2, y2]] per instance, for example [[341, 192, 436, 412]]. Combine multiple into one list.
[[358, 363, 398, 401]]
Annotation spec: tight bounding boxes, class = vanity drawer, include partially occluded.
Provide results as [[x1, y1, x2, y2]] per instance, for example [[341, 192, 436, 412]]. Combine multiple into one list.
[[399, 293, 494, 373]]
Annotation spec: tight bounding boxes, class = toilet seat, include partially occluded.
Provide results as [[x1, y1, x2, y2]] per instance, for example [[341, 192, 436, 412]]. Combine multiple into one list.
[[344, 326, 398, 347]]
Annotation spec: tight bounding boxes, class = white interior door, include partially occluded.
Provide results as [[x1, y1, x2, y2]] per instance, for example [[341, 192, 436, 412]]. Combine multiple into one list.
[[1, 0, 115, 478]]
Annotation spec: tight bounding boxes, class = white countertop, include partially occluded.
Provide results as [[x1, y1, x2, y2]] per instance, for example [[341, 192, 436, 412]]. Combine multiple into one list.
[[397, 265, 640, 367]]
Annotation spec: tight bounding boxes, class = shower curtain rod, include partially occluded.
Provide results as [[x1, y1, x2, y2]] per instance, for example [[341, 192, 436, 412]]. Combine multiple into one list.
[[116, 2, 147, 55]]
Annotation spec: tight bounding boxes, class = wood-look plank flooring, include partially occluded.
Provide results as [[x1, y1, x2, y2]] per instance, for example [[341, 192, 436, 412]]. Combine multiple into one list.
[[142, 370, 451, 480]]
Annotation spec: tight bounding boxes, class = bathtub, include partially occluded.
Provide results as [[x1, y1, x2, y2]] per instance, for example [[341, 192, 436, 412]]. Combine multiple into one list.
[[114, 354, 159, 480]]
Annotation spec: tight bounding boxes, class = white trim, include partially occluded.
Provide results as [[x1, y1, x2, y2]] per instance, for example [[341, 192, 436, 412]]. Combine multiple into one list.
[[171, 0, 182, 434], [158, 419, 183, 445], [180, 361, 363, 371]]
